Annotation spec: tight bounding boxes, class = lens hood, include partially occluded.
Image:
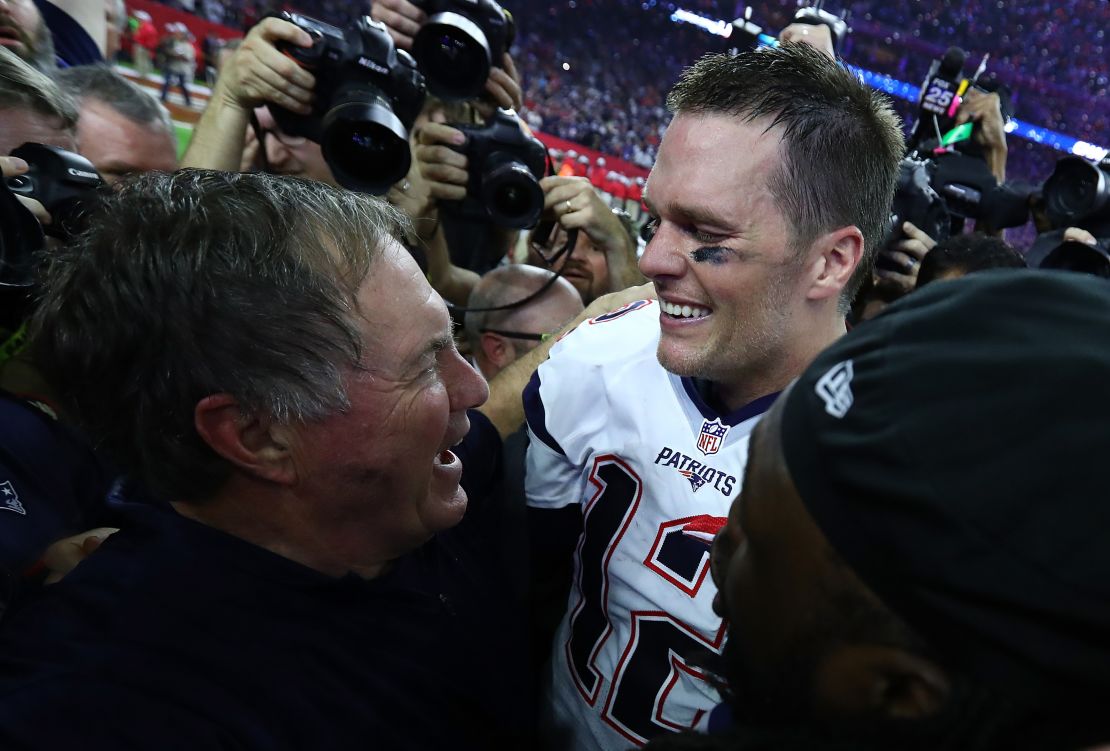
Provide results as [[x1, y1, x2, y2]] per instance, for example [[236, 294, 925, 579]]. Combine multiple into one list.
[[481, 159, 544, 229], [322, 95, 412, 194], [413, 11, 492, 100]]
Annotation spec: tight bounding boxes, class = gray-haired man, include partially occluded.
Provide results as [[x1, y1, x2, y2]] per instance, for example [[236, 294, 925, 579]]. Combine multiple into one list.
[[55, 64, 177, 183], [0, 170, 531, 749]]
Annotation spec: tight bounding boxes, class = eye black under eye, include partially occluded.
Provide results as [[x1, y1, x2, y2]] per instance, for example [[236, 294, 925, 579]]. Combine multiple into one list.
[[691, 246, 730, 264]]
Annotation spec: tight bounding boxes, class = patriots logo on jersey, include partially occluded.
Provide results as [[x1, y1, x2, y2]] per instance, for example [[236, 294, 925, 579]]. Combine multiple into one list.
[[696, 418, 729, 456], [677, 469, 707, 492]]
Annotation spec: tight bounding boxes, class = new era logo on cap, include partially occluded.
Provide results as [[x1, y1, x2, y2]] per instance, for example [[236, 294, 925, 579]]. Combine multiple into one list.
[[816, 360, 854, 418]]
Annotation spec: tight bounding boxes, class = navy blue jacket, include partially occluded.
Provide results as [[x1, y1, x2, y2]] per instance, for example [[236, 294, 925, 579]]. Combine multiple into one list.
[[0, 411, 529, 750]]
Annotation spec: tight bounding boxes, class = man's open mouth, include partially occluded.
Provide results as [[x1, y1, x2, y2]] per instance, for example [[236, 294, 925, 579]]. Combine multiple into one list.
[[661, 301, 711, 319]]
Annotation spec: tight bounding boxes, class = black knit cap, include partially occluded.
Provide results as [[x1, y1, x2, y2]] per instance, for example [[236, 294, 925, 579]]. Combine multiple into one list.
[[780, 269, 1110, 713]]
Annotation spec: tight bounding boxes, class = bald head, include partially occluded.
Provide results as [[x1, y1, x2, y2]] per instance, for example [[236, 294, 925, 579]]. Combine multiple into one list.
[[465, 265, 583, 379]]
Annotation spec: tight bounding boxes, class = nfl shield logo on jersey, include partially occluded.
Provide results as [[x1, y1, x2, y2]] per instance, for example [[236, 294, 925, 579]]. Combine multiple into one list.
[[696, 418, 729, 456]]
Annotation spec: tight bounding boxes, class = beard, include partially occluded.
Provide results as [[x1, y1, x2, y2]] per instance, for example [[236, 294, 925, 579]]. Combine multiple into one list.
[[6, 14, 56, 72]]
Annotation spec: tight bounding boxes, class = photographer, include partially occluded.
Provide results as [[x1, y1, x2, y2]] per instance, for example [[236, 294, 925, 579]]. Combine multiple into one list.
[[370, 0, 524, 114], [1, 44, 78, 349], [860, 83, 1012, 319], [531, 174, 645, 305], [180, 17, 316, 176], [0, 46, 119, 604], [55, 65, 178, 183]]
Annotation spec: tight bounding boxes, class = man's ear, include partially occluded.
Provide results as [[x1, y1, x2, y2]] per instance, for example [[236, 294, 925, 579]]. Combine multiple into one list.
[[813, 644, 952, 726], [805, 226, 865, 303], [480, 332, 516, 370], [194, 394, 297, 485]]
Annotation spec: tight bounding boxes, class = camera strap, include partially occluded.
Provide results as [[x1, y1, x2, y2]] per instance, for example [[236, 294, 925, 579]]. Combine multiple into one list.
[[447, 227, 579, 317]]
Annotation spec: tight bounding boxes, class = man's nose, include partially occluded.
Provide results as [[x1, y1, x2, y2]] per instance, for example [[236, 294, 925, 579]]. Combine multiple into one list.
[[264, 134, 292, 169], [638, 224, 683, 280]]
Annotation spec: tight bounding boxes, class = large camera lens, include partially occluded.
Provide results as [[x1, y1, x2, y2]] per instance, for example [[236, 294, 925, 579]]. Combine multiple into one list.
[[1042, 240, 1110, 278], [481, 159, 543, 229], [1044, 156, 1110, 227], [412, 12, 491, 100], [321, 87, 412, 195]]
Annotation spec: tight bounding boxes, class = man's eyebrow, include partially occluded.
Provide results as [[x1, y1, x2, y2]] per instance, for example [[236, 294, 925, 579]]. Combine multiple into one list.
[[399, 330, 453, 372], [643, 196, 736, 233], [431, 333, 453, 353], [676, 204, 736, 232]]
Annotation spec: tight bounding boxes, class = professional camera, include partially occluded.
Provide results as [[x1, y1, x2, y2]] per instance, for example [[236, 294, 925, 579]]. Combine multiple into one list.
[[412, 0, 513, 100], [442, 109, 547, 229], [1, 143, 103, 289], [1, 144, 103, 333], [1029, 155, 1110, 277], [271, 12, 425, 194], [1042, 155, 1110, 230], [883, 157, 951, 250]]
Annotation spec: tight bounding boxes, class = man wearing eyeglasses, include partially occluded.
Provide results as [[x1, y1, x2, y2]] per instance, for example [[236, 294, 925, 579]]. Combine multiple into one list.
[[464, 265, 584, 381]]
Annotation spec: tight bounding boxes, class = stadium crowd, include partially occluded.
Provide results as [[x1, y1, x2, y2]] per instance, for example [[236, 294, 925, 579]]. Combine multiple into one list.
[[0, 0, 1109, 749], [145, 0, 1109, 189]]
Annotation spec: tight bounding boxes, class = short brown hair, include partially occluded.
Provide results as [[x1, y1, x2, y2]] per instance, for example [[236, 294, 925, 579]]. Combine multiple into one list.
[[667, 43, 904, 310]]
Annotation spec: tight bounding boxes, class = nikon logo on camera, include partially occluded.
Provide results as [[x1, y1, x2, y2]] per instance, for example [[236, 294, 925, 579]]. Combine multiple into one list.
[[357, 56, 389, 76]]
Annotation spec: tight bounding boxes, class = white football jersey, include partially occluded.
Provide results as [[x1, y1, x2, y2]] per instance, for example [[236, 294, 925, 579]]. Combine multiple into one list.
[[524, 300, 776, 750]]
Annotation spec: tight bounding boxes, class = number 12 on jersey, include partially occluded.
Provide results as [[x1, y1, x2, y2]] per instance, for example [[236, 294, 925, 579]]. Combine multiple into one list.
[[565, 455, 727, 746]]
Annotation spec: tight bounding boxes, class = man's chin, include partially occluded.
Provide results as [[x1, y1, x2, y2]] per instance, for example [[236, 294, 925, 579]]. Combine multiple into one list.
[[655, 342, 704, 379]]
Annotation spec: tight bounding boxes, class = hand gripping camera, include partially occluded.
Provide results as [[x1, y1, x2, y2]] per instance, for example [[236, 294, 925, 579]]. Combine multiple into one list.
[[1, 143, 103, 289], [444, 109, 547, 229], [412, 0, 514, 100], [271, 12, 426, 194]]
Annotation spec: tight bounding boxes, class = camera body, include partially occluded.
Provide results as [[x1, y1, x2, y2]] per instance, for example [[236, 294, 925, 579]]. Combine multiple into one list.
[[1030, 155, 1110, 277], [271, 12, 425, 194], [5, 143, 103, 240], [1042, 155, 1110, 232], [1, 144, 102, 318], [412, 0, 513, 100], [445, 109, 546, 229], [882, 157, 952, 256]]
